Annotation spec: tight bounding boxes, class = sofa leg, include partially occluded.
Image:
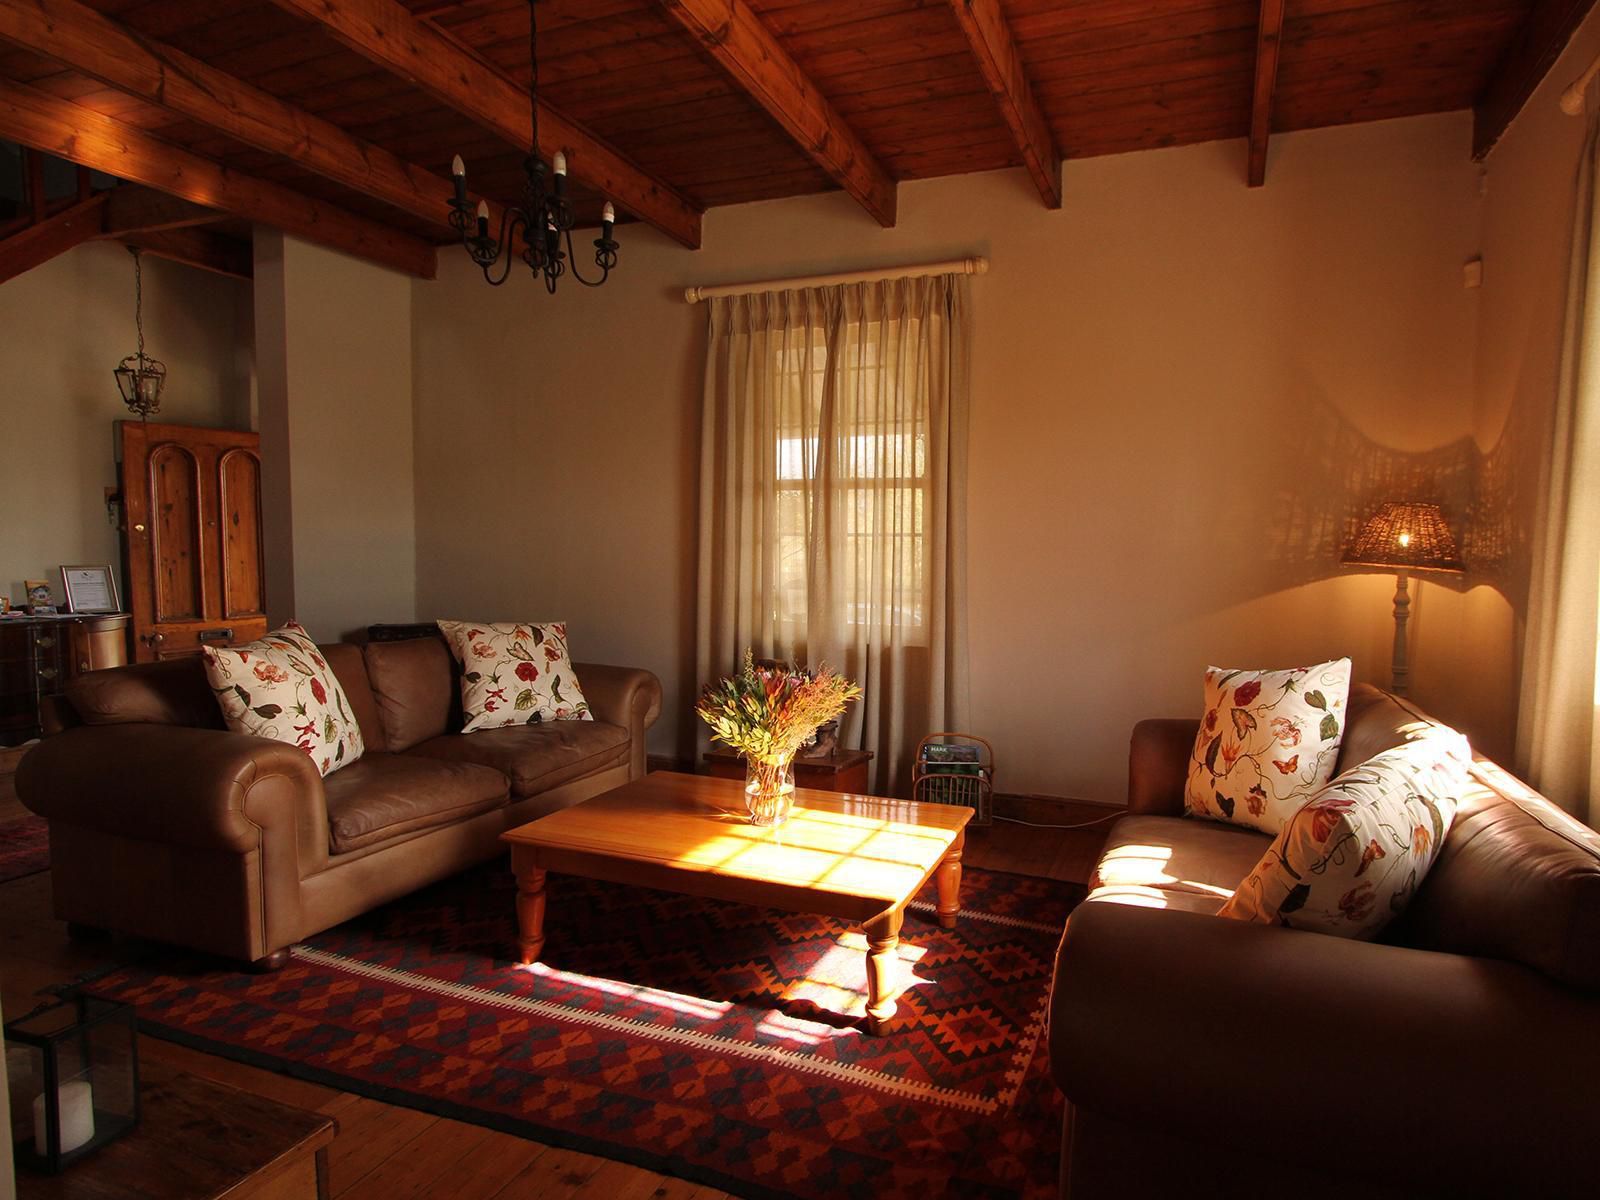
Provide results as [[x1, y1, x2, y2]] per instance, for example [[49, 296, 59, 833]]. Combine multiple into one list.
[[250, 949, 290, 973], [65, 922, 110, 943]]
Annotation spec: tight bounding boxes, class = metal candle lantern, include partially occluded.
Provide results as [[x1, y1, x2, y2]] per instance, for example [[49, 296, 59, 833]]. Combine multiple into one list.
[[112, 246, 166, 419], [5, 996, 139, 1173]]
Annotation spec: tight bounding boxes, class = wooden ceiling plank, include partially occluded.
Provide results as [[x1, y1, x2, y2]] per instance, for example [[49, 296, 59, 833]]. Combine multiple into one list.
[[121, 225, 254, 279], [0, 0, 509, 238], [265, 0, 704, 249], [0, 190, 107, 285], [1473, 0, 1599, 159], [654, 0, 898, 226], [946, 0, 1061, 207], [0, 75, 437, 278], [1247, 0, 1286, 186], [100, 184, 226, 234]]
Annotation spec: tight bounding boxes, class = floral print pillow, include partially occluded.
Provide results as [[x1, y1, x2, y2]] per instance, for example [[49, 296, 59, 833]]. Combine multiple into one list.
[[201, 622, 365, 777], [436, 620, 592, 733], [1218, 727, 1471, 939], [1184, 659, 1352, 834]]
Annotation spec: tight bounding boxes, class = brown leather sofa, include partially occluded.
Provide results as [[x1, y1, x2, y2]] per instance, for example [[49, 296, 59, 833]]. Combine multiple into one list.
[[1050, 685, 1600, 1199], [16, 635, 661, 969]]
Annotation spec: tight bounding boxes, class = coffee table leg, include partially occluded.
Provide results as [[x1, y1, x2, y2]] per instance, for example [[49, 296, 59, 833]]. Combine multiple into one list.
[[515, 865, 547, 965], [863, 906, 904, 1036], [936, 832, 965, 929]]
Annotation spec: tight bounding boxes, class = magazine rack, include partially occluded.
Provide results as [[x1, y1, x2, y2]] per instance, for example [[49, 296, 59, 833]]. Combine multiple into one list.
[[911, 732, 994, 826]]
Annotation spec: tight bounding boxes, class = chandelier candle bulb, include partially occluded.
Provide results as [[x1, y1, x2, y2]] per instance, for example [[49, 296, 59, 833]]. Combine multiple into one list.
[[553, 151, 567, 175], [602, 202, 615, 235], [476, 200, 489, 238], [451, 154, 466, 204]]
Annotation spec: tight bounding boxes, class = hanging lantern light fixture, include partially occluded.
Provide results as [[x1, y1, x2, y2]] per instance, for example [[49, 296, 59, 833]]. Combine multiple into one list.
[[446, 0, 619, 291], [113, 246, 165, 419]]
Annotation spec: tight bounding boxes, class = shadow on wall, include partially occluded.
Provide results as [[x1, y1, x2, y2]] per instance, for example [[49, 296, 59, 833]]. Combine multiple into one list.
[[1267, 393, 1528, 606]]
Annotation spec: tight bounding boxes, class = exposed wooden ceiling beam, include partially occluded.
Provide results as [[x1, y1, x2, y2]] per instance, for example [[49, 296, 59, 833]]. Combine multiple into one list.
[[0, 76, 436, 278], [946, 0, 1061, 209], [1247, 0, 1285, 187], [656, 0, 897, 227], [121, 226, 253, 280], [266, 0, 703, 250], [1474, 0, 1600, 159], [0, 0, 506, 239], [0, 191, 106, 285], [101, 186, 224, 236]]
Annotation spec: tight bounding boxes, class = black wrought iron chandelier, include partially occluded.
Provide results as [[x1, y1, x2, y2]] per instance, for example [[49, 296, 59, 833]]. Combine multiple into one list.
[[447, 0, 618, 291], [112, 246, 165, 419]]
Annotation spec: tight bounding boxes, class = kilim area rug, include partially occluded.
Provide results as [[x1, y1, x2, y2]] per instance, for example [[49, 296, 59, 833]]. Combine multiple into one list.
[[0, 814, 49, 884], [84, 862, 1082, 1199]]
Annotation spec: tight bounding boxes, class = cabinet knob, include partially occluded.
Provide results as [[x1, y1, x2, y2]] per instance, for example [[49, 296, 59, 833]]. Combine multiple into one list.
[[36, 635, 54, 649], [142, 632, 165, 646], [38, 666, 57, 680], [133, 523, 146, 533], [79, 660, 90, 671]]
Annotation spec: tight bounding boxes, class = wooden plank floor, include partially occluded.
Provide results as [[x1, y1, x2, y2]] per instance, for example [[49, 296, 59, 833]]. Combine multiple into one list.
[[0, 767, 1106, 1200]]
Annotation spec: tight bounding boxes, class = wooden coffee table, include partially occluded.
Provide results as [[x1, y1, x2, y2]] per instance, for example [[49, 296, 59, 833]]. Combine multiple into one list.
[[501, 771, 972, 1034]]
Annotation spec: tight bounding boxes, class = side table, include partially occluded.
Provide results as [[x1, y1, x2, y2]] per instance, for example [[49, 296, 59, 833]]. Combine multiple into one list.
[[704, 747, 874, 794], [16, 1062, 336, 1200]]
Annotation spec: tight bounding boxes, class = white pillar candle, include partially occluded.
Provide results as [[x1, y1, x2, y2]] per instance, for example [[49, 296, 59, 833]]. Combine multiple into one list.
[[32, 1080, 95, 1156]]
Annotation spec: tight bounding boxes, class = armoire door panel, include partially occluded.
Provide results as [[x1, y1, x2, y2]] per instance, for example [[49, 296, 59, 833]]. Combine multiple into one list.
[[219, 448, 266, 619], [148, 443, 204, 623]]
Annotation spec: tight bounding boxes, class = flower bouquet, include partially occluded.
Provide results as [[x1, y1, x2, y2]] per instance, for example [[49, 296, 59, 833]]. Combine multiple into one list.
[[696, 651, 862, 827]]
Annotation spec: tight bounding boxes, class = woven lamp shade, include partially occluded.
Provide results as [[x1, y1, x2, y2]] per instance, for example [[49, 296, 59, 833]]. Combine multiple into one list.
[[1343, 502, 1465, 573]]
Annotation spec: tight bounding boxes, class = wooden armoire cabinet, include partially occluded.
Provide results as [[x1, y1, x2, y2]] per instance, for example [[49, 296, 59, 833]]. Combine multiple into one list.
[[0, 614, 130, 746]]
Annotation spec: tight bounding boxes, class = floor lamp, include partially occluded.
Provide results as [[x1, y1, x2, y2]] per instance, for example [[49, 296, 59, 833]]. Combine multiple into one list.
[[1342, 502, 1465, 696]]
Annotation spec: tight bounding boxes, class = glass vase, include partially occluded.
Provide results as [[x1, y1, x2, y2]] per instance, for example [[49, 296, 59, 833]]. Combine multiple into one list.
[[744, 754, 796, 827]]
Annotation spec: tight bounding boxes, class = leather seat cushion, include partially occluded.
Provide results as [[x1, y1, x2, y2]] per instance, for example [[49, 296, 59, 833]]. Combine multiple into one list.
[[363, 635, 456, 752], [409, 721, 630, 797], [324, 752, 509, 854], [1089, 814, 1270, 907]]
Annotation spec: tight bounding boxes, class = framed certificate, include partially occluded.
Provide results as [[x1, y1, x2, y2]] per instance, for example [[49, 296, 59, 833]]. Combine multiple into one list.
[[60, 565, 120, 614]]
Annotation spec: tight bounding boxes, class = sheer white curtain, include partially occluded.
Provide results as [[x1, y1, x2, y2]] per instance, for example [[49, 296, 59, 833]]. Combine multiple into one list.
[[1519, 98, 1600, 828], [696, 275, 970, 795]]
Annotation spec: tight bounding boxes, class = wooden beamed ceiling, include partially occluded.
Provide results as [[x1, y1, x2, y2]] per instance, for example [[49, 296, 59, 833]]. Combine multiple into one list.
[[0, 0, 1592, 280]]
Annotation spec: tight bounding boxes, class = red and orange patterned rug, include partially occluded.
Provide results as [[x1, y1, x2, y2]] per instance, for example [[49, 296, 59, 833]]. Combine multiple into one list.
[[86, 863, 1081, 1199], [0, 815, 48, 884]]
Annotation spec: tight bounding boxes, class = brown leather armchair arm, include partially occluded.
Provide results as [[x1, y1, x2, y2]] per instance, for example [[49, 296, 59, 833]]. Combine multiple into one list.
[[1126, 718, 1197, 814], [573, 663, 662, 778], [1050, 900, 1598, 1197], [16, 723, 329, 875]]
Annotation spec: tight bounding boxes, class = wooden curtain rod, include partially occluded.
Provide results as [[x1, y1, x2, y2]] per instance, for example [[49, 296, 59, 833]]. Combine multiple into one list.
[[683, 256, 988, 303], [1561, 54, 1600, 114]]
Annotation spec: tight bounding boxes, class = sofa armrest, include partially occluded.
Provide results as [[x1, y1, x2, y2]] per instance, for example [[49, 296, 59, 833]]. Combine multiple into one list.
[[574, 663, 662, 778], [1050, 900, 1598, 1196], [16, 723, 330, 876], [1127, 718, 1197, 814]]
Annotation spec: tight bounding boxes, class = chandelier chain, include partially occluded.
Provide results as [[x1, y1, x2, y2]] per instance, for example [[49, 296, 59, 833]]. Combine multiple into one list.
[[131, 246, 145, 364]]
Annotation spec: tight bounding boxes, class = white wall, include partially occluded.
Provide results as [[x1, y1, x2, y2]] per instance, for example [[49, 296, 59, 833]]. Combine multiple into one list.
[[255, 232, 416, 642], [415, 112, 1506, 803], [0, 242, 253, 608]]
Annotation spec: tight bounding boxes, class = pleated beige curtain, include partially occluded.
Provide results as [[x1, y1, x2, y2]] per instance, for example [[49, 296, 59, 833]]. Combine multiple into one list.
[[696, 275, 970, 795], [1518, 98, 1600, 828]]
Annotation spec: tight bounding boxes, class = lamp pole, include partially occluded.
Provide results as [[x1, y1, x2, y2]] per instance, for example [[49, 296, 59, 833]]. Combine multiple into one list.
[[1390, 570, 1410, 696]]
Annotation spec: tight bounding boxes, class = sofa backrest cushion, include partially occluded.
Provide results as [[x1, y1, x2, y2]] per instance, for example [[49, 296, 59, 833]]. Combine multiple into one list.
[[1333, 685, 1428, 771], [362, 635, 454, 752], [1398, 761, 1600, 991], [66, 657, 224, 729], [319, 642, 385, 754]]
